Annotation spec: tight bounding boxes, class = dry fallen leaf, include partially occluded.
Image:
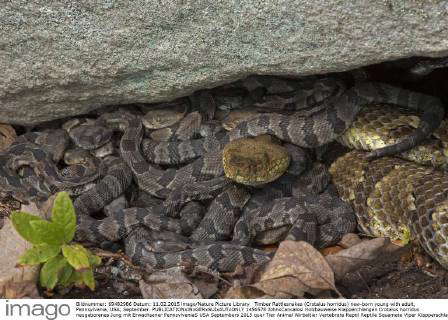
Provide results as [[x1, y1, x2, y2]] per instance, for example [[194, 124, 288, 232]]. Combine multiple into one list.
[[224, 238, 405, 298], [320, 245, 344, 256], [249, 240, 339, 298], [0, 123, 16, 152], [139, 267, 203, 299], [186, 268, 220, 298], [222, 262, 267, 287], [3, 280, 40, 299], [0, 201, 49, 298], [191, 277, 218, 299], [337, 233, 362, 249], [220, 262, 269, 298], [224, 285, 267, 299], [261, 241, 336, 288], [325, 237, 399, 281], [253, 276, 307, 298]]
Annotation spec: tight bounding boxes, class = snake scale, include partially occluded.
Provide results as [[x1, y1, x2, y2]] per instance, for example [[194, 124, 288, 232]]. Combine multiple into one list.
[[1, 67, 447, 273], [330, 150, 448, 269]]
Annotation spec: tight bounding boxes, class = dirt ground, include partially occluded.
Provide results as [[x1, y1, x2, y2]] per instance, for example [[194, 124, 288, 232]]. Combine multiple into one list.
[[51, 246, 448, 299], [339, 254, 448, 299]]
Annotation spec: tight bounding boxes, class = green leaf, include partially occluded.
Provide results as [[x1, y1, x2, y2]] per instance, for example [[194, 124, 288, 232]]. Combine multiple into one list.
[[51, 192, 77, 243], [81, 269, 96, 290], [10, 211, 46, 244], [29, 220, 66, 245], [88, 252, 102, 267], [18, 244, 61, 265], [58, 264, 74, 287], [67, 270, 83, 287], [40, 255, 67, 290], [62, 244, 90, 270]]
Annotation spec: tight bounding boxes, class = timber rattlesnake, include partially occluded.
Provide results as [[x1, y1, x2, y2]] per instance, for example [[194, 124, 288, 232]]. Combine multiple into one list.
[[1, 71, 446, 273]]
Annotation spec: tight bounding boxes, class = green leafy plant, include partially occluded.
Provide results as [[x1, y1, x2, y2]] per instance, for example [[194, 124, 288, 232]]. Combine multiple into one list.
[[11, 191, 101, 291]]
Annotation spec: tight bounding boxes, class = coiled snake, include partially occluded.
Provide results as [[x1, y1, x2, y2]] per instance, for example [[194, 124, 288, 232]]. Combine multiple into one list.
[[1, 71, 446, 273], [331, 102, 448, 268]]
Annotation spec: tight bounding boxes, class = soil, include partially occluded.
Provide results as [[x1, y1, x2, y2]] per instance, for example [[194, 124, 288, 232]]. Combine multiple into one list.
[[339, 252, 448, 299], [48, 247, 448, 299]]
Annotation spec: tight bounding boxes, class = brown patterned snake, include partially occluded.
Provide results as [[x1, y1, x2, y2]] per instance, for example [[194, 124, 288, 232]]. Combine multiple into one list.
[[330, 150, 448, 269], [1, 71, 446, 273], [229, 75, 444, 160]]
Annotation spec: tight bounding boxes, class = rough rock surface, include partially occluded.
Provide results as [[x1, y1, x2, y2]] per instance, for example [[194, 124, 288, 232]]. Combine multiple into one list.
[[1, 1, 448, 125]]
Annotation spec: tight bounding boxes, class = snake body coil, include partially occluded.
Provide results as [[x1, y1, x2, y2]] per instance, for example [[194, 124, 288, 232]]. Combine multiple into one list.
[[330, 151, 448, 269], [2, 72, 447, 273]]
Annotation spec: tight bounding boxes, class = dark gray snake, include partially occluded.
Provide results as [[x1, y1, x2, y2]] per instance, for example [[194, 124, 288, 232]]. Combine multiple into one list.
[[2, 73, 445, 273], [74, 105, 356, 272], [0, 130, 102, 203], [229, 77, 444, 160]]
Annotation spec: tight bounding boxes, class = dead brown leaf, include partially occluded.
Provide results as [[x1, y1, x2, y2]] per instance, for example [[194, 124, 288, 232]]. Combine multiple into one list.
[[222, 262, 267, 287], [183, 266, 221, 298], [261, 241, 336, 288], [325, 237, 399, 281], [224, 239, 402, 298], [337, 233, 362, 249], [1, 205, 44, 297], [320, 245, 344, 256], [220, 262, 269, 298], [139, 267, 203, 299], [0, 124, 16, 152], [192, 277, 219, 299], [253, 276, 307, 297], [249, 240, 339, 297], [2, 280, 40, 299], [224, 285, 267, 299]]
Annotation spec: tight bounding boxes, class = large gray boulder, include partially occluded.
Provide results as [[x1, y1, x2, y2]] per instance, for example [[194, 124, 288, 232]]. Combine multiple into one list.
[[1, 1, 448, 125]]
